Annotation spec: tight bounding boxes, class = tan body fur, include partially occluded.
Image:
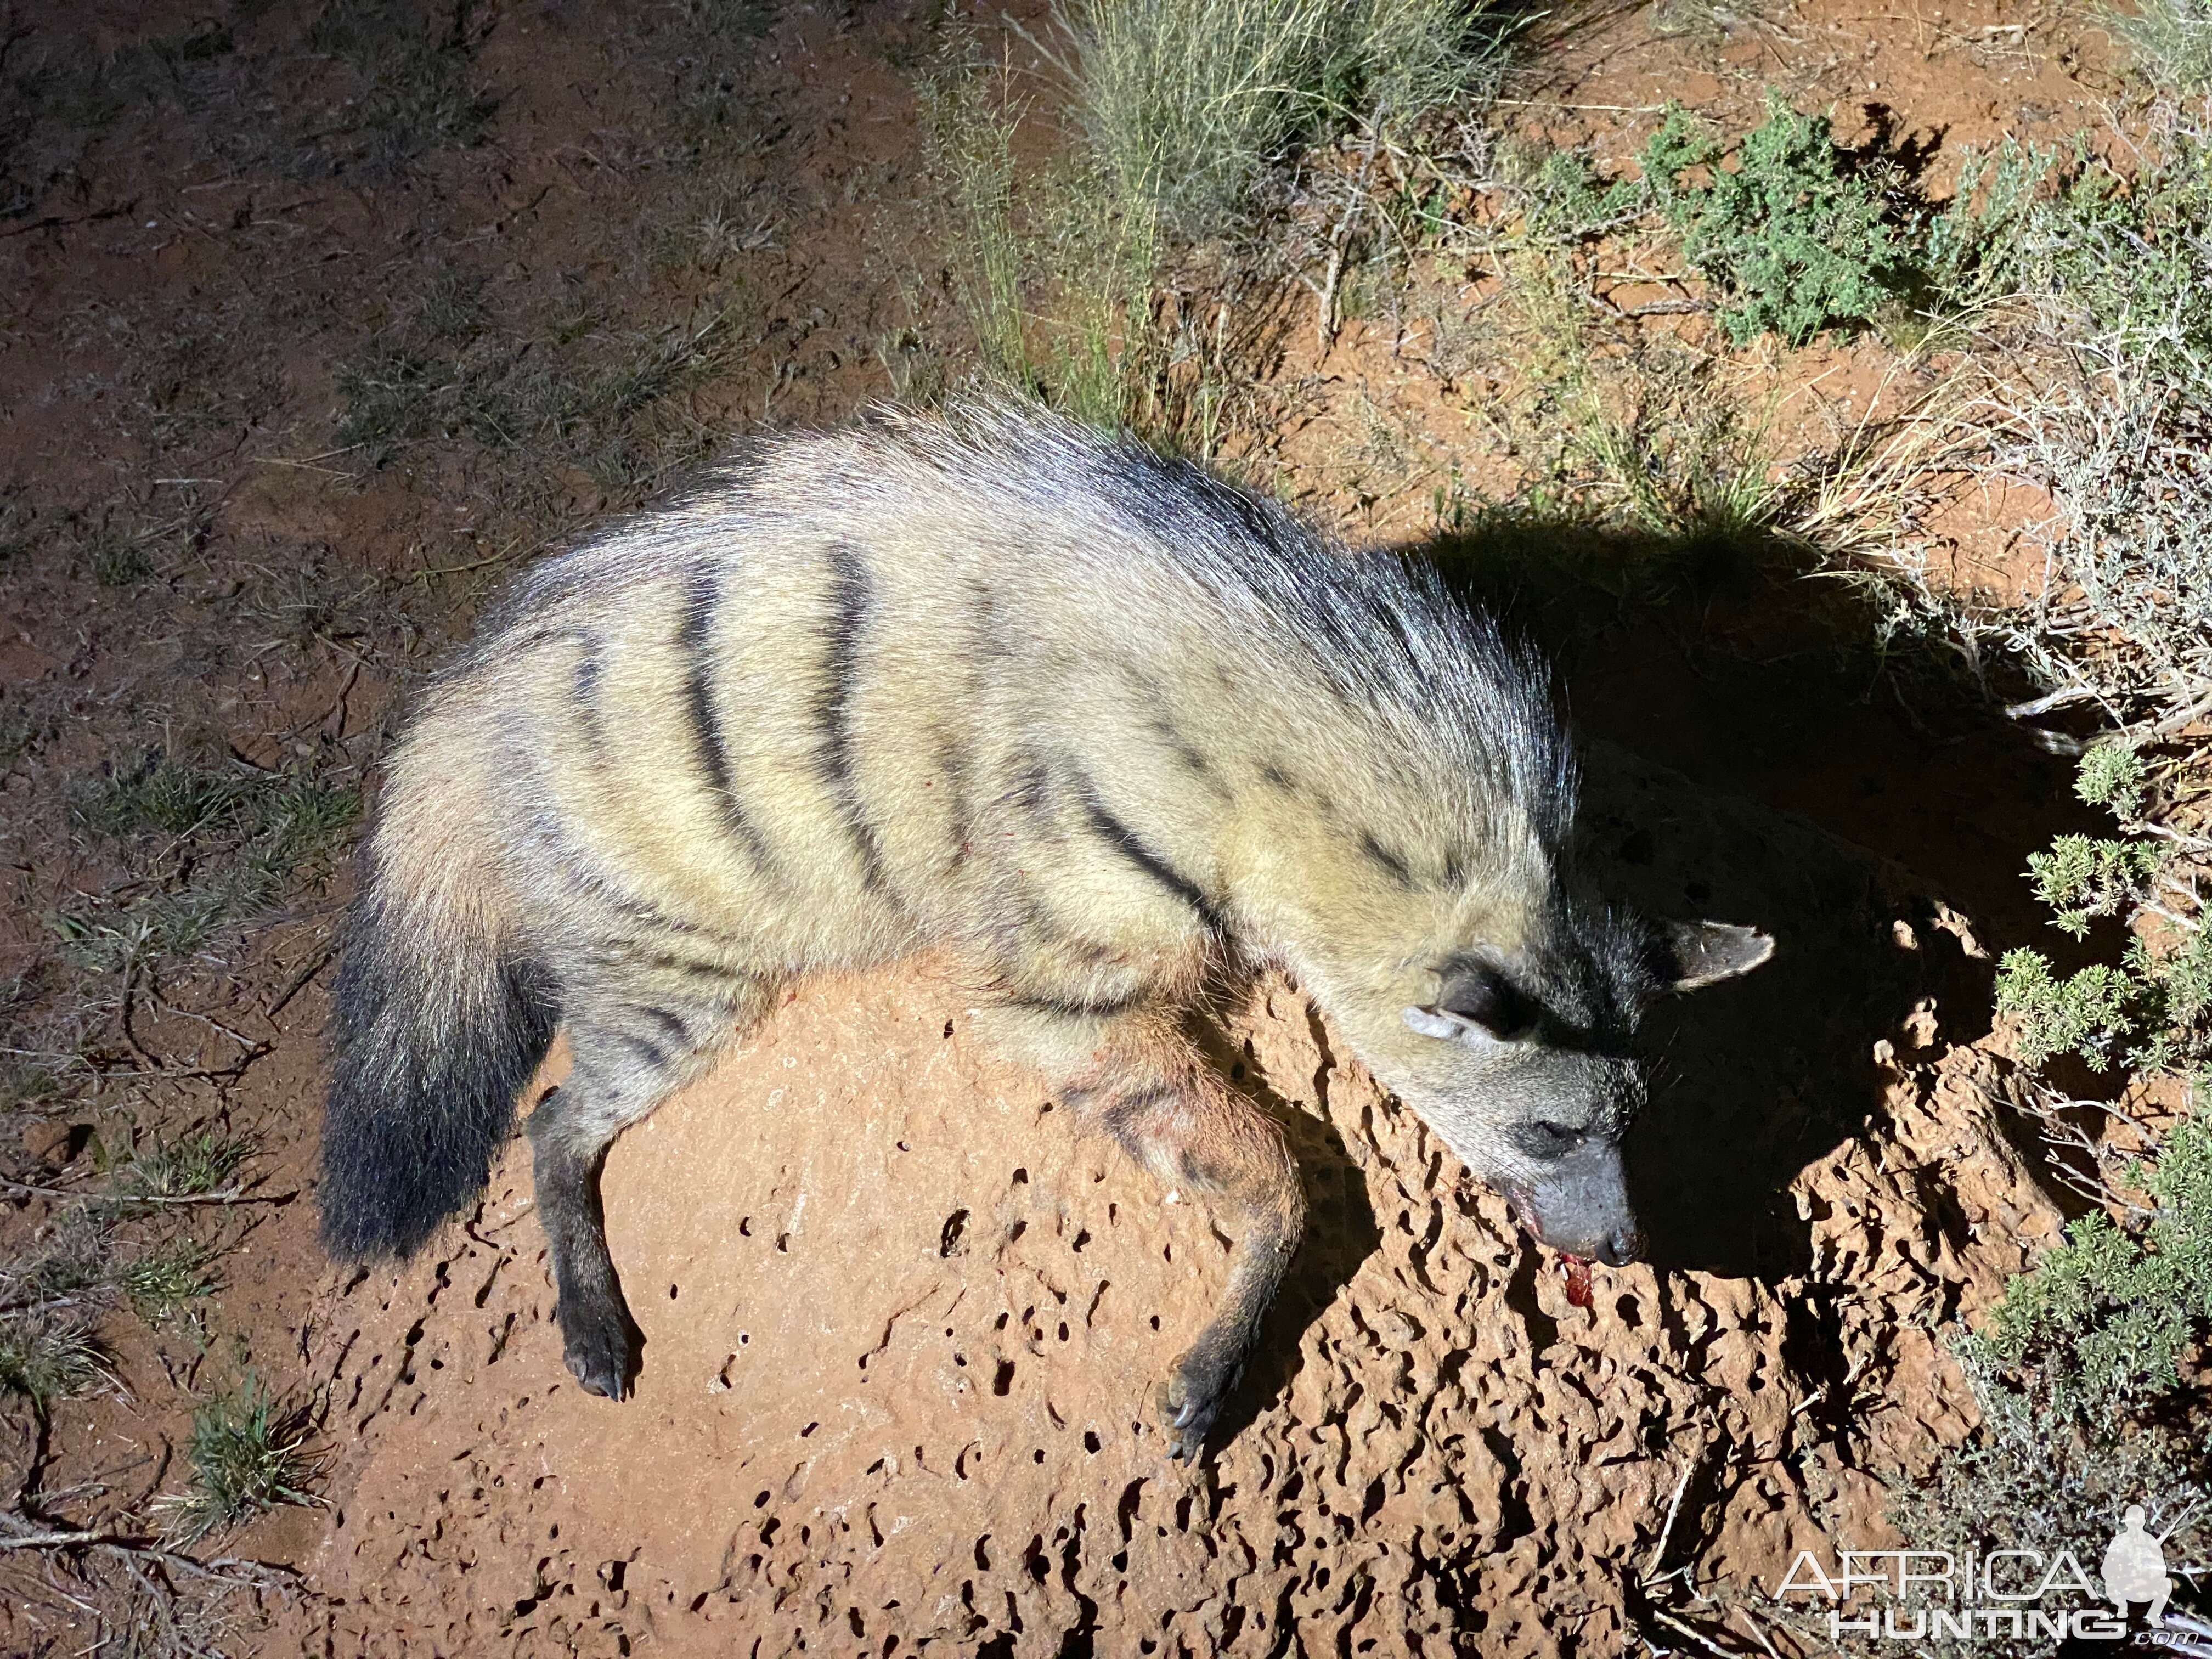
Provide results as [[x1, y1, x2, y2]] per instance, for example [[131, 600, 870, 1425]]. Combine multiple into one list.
[[321, 405, 1769, 1456]]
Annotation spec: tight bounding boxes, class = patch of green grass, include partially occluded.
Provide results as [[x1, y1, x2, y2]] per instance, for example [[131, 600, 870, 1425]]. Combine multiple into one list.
[[0, 1312, 112, 1408], [302, 0, 496, 176], [71, 751, 358, 865], [334, 275, 748, 499], [919, 61, 1032, 387], [109, 1127, 257, 1205], [1, 1221, 111, 1307], [236, 551, 409, 653], [48, 873, 269, 976], [1470, 248, 1796, 552], [643, 182, 781, 278], [54, 753, 358, 976], [915, 40, 1237, 449], [1057, 0, 1504, 241], [117, 1239, 223, 1324], [156, 1375, 319, 1543], [50, 499, 213, 588]]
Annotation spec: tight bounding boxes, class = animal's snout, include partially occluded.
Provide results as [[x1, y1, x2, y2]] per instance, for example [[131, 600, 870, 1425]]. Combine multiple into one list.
[[1589, 1223, 1644, 1268], [1516, 1137, 1643, 1267], [1523, 1214, 1643, 1266]]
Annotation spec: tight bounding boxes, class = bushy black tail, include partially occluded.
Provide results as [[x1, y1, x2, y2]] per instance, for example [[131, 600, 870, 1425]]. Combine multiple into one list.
[[318, 857, 558, 1261]]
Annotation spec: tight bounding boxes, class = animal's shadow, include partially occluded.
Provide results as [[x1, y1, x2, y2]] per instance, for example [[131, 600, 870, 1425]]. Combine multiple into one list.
[[1584, 739, 1982, 1279], [1415, 517, 2103, 1282]]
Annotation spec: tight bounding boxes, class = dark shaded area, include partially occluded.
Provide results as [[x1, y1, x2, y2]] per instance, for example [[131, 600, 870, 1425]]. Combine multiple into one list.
[[1420, 520, 2102, 1279]]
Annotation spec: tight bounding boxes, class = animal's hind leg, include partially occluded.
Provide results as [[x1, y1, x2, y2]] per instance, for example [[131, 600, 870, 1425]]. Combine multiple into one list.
[[985, 999, 1305, 1460], [529, 973, 774, 1398]]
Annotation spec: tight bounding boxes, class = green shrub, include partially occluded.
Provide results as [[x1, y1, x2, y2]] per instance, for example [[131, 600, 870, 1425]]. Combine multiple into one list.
[[2023, 834, 2165, 938], [1903, 744, 2212, 1611], [2075, 741, 2149, 819], [1995, 950, 2141, 1070], [1639, 92, 1913, 345], [1993, 750, 2209, 1071], [2109, 0, 2212, 92], [1975, 1114, 2212, 1424]]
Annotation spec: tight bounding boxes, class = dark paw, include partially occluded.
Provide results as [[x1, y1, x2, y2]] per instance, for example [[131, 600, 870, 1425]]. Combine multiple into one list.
[[1156, 1346, 1244, 1462], [558, 1296, 634, 1400]]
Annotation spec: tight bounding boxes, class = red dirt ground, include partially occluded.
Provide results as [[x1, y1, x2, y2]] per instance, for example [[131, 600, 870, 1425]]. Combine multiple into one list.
[[0, 0, 2145, 1653]]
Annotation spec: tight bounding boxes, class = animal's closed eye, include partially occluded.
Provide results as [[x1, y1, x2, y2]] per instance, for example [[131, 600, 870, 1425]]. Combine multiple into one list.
[[1516, 1120, 1586, 1159], [1438, 967, 1539, 1040]]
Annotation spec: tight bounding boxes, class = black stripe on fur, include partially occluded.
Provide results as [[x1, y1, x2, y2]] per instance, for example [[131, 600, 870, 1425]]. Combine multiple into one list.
[[1074, 778, 1228, 936], [679, 565, 772, 866], [814, 541, 891, 891]]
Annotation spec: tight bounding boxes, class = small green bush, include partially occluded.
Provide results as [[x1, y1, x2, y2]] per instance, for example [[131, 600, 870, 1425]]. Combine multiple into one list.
[[1906, 744, 2212, 1609], [2109, 0, 2212, 92], [1974, 1111, 2212, 1424], [2023, 834, 2165, 938], [1995, 950, 2141, 1070], [1994, 751, 2209, 1071], [1640, 92, 1913, 345], [2075, 741, 2150, 819]]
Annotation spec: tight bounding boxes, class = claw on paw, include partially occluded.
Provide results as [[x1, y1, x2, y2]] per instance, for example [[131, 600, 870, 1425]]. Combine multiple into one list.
[[1155, 1347, 1244, 1462], [560, 1301, 634, 1400]]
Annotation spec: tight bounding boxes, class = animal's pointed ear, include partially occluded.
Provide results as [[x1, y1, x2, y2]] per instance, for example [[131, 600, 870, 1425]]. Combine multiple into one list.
[[1660, 920, 1775, 991]]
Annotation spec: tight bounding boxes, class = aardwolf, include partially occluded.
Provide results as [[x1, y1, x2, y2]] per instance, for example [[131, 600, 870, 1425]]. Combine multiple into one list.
[[318, 405, 1771, 1458]]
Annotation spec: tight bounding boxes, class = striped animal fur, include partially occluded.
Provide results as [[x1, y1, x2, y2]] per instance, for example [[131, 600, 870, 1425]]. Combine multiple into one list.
[[318, 404, 1771, 1458]]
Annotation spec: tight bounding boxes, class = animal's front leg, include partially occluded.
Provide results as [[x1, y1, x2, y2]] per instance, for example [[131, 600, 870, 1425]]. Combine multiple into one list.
[[1098, 1072, 1305, 1458], [980, 992, 1306, 1459]]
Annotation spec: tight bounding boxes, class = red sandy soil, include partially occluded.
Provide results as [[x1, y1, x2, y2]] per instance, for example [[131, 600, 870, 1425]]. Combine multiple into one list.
[[0, 0, 2143, 1653]]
